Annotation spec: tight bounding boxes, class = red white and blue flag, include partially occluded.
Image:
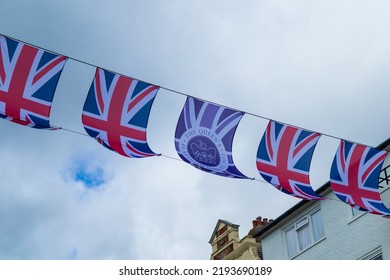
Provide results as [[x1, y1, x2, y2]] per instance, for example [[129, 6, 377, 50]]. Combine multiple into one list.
[[175, 97, 248, 178], [0, 35, 67, 129], [256, 120, 323, 200], [82, 68, 159, 158], [330, 140, 390, 216]]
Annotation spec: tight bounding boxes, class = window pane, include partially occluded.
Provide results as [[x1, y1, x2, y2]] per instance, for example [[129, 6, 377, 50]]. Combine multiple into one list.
[[311, 210, 324, 241], [296, 217, 308, 229], [297, 225, 311, 250], [286, 228, 298, 257]]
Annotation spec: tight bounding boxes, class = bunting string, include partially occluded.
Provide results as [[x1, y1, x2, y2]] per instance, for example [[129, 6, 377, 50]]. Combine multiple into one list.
[[0, 33, 373, 147], [2, 33, 390, 216]]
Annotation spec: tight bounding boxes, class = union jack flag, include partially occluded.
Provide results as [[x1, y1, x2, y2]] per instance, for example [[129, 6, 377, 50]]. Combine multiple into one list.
[[82, 68, 159, 158], [0, 35, 67, 129], [256, 120, 323, 200], [330, 140, 390, 216]]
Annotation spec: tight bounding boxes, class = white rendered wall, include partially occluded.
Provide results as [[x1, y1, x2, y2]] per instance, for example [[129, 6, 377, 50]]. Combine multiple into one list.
[[262, 187, 390, 260]]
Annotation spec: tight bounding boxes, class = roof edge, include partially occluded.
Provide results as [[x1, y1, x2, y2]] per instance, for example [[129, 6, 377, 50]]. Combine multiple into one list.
[[209, 219, 239, 244]]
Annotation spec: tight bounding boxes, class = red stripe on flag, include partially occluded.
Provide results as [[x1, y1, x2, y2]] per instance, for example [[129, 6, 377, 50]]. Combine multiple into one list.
[[292, 132, 319, 158], [127, 84, 158, 113], [82, 74, 148, 157], [361, 150, 386, 184], [32, 54, 66, 85], [0, 45, 50, 120]]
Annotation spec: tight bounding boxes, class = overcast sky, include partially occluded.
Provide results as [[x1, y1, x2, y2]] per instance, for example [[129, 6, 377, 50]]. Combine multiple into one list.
[[1, 0, 390, 259]]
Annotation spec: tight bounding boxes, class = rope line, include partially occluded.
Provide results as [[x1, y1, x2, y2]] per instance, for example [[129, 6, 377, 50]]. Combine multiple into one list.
[[1, 33, 388, 213], [0, 33, 375, 147]]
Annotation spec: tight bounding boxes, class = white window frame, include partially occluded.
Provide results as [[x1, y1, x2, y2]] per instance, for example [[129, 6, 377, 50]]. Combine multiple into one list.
[[283, 208, 325, 258], [359, 246, 382, 260]]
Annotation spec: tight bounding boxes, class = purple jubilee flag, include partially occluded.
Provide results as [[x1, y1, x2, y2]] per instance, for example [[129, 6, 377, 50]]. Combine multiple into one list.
[[175, 97, 248, 178], [0, 35, 67, 129], [256, 120, 323, 200], [330, 140, 390, 216], [82, 68, 159, 158]]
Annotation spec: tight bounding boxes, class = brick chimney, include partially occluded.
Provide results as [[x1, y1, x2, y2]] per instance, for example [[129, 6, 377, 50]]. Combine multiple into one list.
[[251, 216, 273, 229]]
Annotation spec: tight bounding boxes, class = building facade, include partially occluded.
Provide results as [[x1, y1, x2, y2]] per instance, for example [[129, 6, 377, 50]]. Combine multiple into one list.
[[253, 139, 390, 260], [209, 218, 271, 260]]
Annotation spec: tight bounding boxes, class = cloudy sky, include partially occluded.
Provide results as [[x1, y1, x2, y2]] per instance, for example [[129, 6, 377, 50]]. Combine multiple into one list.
[[1, 0, 390, 259]]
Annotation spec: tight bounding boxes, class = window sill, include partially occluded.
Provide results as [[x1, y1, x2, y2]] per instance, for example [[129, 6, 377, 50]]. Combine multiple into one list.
[[348, 211, 366, 224]]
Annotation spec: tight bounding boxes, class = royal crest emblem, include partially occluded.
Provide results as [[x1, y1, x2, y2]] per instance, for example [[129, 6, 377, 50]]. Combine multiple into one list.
[[188, 136, 220, 167]]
